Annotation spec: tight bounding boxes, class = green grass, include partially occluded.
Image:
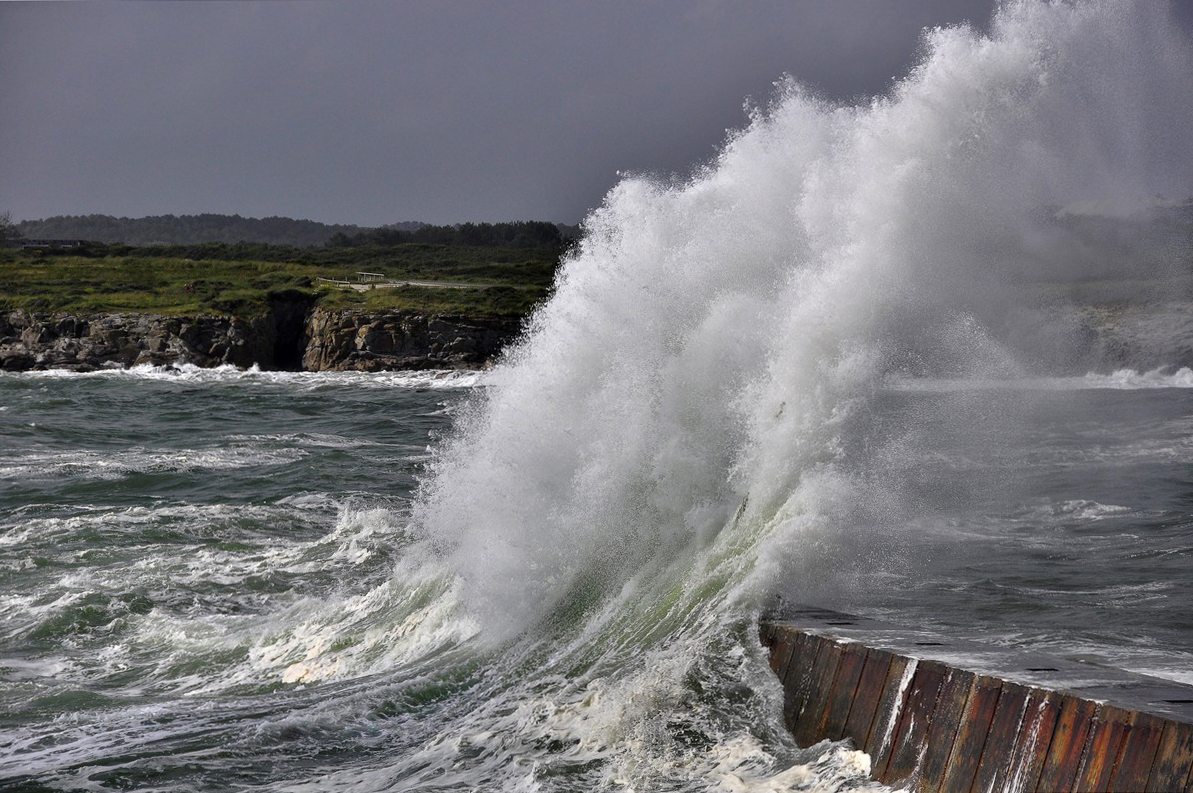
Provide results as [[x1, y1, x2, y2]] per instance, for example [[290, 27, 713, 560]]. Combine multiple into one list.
[[0, 243, 560, 318], [319, 284, 542, 317]]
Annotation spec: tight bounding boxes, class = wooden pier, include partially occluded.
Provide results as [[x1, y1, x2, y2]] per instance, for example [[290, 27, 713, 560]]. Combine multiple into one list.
[[760, 606, 1193, 791]]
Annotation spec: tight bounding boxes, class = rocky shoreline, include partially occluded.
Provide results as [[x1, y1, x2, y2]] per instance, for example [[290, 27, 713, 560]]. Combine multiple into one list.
[[0, 306, 522, 373], [2, 298, 1190, 375]]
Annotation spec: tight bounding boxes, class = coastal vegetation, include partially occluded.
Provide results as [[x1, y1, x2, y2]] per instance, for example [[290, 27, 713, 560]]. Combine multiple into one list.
[[0, 239, 564, 319]]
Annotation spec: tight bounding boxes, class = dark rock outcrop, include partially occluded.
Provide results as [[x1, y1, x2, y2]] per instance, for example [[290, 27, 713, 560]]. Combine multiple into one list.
[[0, 306, 522, 372], [300, 308, 520, 371], [0, 311, 277, 372], [10, 296, 1181, 376]]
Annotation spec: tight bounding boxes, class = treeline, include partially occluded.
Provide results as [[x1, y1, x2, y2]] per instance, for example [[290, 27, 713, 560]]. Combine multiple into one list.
[[14, 213, 402, 248], [13, 213, 581, 250], [328, 220, 580, 249]]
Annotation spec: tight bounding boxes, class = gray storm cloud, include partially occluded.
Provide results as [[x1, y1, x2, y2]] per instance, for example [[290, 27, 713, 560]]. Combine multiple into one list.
[[8, 0, 1183, 226]]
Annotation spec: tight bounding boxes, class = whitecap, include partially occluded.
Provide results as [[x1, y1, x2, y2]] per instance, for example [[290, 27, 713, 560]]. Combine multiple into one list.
[[2, 364, 489, 389]]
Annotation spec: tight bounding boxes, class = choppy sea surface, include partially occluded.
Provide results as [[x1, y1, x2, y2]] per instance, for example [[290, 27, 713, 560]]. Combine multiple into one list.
[[1, 366, 1190, 791], [786, 371, 1193, 687], [0, 367, 861, 792], [6, 1, 1193, 789]]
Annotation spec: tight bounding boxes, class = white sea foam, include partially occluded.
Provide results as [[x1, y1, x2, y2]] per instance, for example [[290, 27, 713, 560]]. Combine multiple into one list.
[[1013, 499, 1134, 524], [887, 366, 1193, 392], [0, 502, 321, 543], [0, 501, 448, 697], [4, 363, 489, 389], [6, 2, 1193, 790], [1082, 367, 1193, 389], [0, 446, 307, 481], [1135, 667, 1193, 687], [405, 1, 1193, 788]]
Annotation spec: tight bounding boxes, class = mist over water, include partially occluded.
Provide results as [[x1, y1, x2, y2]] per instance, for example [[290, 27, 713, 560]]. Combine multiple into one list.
[[4, 2, 1193, 790], [419, 0, 1193, 637], [413, 0, 1193, 782]]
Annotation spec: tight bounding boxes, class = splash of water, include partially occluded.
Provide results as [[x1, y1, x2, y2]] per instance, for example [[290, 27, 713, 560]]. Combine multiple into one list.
[[402, 3, 1193, 788], [416, 0, 1193, 641], [6, 5, 1191, 790], [19, 3, 1184, 790], [331, 4, 1193, 787]]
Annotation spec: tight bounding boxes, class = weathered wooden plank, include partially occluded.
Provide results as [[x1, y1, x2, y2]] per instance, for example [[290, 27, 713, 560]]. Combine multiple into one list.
[[971, 682, 1032, 793], [1002, 688, 1060, 793], [842, 647, 894, 751], [865, 654, 917, 777], [884, 660, 947, 786], [782, 632, 825, 734], [770, 629, 803, 735], [1109, 711, 1164, 792], [938, 674, 1002, 793], [793, 640, 844, 746], [919, 666, 977, 793], [1146, 720, 1193, 792], [1036, 695, 1098, 792], [821, 643, 869, 741], [767, 628, 794, 676], [1075, 705, 1134, 792], [768, 629, 787, 672], [781, 629, 813, 681]]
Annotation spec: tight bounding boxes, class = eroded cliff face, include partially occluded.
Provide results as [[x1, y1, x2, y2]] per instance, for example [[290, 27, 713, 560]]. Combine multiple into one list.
[[0, 312, 276, 371], [300, 308, 520, 371], [6, 299, 1185, 375], [0, 307, 522, 372]]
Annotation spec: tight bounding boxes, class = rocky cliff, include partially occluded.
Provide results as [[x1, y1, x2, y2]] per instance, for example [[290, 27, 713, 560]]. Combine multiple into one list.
[[300, 308, 519, 371], [2, 298, 1188, 375], [0, 307, 522, 373], [0, 312, 274, 371]]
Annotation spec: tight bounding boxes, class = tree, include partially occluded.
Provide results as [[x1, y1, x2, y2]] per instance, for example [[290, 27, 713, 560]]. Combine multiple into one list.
[[0, 211, 21, 245]]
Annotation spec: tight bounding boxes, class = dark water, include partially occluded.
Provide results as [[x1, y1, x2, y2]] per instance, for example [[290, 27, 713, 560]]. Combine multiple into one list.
[[0, 368, 485, 790], [1, 367, 1190, 791], [0, 368, 855, 792], [785, 374, 1193, 685], [5, 3, 1193, 789]]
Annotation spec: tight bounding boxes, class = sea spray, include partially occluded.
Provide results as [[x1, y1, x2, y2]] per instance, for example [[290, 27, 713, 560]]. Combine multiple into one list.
[[418, 0, 1193, 633], [3, 2, 1193, 791], [407, 0, 1193, 787]]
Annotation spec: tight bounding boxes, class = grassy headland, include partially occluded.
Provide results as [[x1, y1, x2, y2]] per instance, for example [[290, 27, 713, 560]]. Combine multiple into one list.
[[0, 240, 563, 319]]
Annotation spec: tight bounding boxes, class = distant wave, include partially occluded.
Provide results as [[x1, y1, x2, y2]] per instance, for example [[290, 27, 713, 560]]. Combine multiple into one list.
[[1079, 368, 1193, 389], [2, 363, 490, 389], [1019, 499, 1134, 522], [887, 367, 1193, 392], [0, 446, 309, 481]]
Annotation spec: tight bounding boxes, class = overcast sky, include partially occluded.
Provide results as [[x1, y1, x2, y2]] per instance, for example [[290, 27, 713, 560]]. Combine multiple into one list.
[[2, 1, 1185, 227]]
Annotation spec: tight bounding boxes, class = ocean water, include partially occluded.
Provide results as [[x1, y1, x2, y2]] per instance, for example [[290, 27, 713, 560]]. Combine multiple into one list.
[[5, 1, 1193, 790], [2, 367, 1190, 791], [2, 367, 842, 792]]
